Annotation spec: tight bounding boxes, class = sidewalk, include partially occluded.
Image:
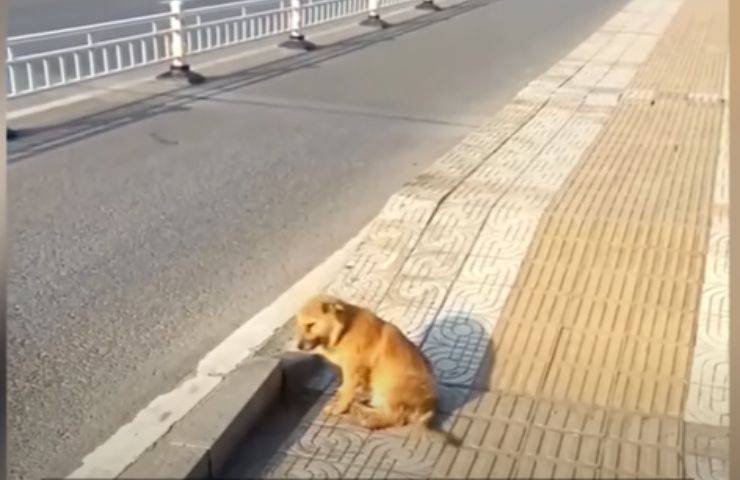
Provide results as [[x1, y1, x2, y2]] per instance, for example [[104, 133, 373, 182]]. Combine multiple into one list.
[[227, 0, 729, 476]]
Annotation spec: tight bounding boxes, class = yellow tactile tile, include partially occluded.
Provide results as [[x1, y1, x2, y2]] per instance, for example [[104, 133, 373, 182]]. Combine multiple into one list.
[[489, 322, 561, 396], [609, 372, 685, 416], [628, 0, 727, 96], [540, 328, 623, 406], [487, 0, 726, 417]]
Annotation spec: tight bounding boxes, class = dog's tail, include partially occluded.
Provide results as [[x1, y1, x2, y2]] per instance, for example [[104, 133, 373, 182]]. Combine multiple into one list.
[[407, 411, 462, 447]]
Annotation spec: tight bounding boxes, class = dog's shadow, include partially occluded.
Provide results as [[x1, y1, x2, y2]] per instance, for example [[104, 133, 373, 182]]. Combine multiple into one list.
[[416, 312, 495, 427]]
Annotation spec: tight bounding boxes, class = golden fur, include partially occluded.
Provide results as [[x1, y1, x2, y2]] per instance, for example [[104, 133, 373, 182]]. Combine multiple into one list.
[[295, 295, 459, 444]]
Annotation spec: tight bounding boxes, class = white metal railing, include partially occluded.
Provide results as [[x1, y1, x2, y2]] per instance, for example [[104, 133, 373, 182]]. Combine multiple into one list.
[[7, 11, 175, 97], [6, 0, 419, 98]]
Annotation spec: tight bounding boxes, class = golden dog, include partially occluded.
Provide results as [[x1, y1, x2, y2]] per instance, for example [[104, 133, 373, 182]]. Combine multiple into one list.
[[296, 294, 459, 445]]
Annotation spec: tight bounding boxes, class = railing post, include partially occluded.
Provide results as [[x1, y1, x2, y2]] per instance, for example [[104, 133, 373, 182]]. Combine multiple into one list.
[[360, 0, 389, 28], [415, 0, 441, 11], [279, 0, 316, 50], [157, 0, 205, 84], [169, 0, 186, 68]]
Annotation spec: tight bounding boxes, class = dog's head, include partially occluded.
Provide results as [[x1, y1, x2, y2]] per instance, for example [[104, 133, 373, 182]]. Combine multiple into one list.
[[295, 295, 348, 351]]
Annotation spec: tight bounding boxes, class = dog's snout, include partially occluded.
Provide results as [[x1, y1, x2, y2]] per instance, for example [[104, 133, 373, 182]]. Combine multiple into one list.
[[297, 338, 314, 351]]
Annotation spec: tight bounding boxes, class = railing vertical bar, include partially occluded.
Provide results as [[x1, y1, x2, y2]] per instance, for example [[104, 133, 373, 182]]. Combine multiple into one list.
[[241, 7, 248, 40], [58, 56, 66, 84], [196, 16, 203, 52], [7, 65, 16, 96], [102, 47, 110, 73], [42, 58, 51, 87], [86, 33, 96, 76], [6, 48, 17, 95], [152, 23, 160, 59], [26, 62, 35, 91], [115, 44, 122, 70], [73, 52, 81, 79]]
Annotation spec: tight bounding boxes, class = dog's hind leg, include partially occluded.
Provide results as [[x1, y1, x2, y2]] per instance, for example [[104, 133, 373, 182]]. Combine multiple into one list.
[[325, 365, 370, 416], [350, 403, 404, 430]]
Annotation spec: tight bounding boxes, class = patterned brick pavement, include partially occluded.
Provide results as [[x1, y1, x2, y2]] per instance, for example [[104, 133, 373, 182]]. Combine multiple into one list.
[[227, 0, 729, 477]]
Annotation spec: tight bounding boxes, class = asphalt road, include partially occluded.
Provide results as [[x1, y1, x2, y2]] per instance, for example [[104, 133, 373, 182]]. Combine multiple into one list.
[[8, 0, 626, 478]]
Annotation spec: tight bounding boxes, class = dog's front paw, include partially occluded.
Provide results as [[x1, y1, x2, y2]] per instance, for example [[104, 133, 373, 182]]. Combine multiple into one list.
[[322, 398, 340, 416], [324, 403, 350, 416], [322, 401, 337, 416], [323, 397, 351, 416]]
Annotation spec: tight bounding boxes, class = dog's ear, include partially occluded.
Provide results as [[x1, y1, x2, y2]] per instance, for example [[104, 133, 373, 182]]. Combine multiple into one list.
[[324, 300, 347, 347], [321, 299, 345, 316]]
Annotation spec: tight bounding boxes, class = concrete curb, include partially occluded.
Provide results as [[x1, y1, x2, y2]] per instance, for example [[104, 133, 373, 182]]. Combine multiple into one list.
[[118, 352, 333, 479], [119, 353, 329, 479]]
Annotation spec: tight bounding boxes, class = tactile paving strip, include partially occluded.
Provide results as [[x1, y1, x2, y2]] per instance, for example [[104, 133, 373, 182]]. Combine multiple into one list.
[[484, 0, 726, 423]]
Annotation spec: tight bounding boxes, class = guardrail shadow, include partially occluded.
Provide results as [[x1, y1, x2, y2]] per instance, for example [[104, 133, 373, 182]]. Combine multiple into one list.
[[9, 0, 494, 163]]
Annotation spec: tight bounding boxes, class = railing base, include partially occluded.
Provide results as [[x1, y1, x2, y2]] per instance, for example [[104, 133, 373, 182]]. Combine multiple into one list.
[[280, 34, 317, 51], [7, 128, 18, 140], [157, 64, 206, 85], [415, 0, 442, 11], [360, 15, 390, 28]]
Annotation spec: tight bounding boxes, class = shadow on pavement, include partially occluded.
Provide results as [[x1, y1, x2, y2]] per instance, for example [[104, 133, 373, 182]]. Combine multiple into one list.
[[419, 312, 495, 425], [8, 0, 494, 164]]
